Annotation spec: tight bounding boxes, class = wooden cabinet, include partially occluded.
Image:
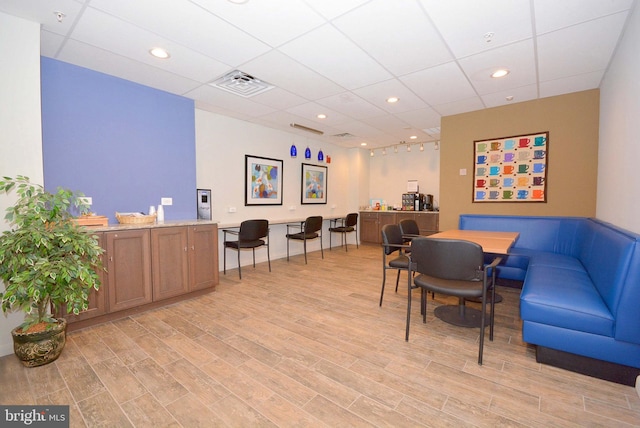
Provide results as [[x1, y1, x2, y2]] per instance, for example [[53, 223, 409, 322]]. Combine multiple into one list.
[[359, 211, 439, 244], [151, 227, 190, 301], [360, 212, 380, 244], [60, 232, 108, 323], [106, 229, 153, 312], [65, 222, 218, 330], [188, 224, 219, 291]]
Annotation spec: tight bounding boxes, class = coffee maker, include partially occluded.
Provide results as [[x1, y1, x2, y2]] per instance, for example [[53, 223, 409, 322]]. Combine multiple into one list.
[[402, 193, 434, 211]]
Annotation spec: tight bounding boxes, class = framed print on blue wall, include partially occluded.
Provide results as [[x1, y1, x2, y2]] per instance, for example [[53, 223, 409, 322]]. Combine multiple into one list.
[[301, 163, 327, 204], [245, 155, 283, 206]]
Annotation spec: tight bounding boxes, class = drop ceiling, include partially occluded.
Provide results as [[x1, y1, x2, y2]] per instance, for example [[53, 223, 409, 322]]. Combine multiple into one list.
[[1, 0, 636, 149]]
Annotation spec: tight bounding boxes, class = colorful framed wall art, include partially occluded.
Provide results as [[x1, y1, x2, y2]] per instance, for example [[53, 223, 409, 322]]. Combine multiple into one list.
[[301, 163, 327, 204], [245, 155, 283, 205], [473, 132, 548, 203]]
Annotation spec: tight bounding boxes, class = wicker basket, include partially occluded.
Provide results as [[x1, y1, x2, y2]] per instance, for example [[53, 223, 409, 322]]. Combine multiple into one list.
[[115, 212, 157, 225]]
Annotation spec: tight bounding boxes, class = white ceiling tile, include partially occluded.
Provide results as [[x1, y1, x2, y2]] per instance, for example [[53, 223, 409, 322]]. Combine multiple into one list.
[[70, 8, 231, 83], [316, 92, 387, 120], [56, 38, 203, 96], [459, 39, 536, 95], [186, 85, 278, 118], [534, 0, 634, 34], [353, 79, 429, 113], [0, 0, 83, 36], [401, 62, 478, 106], [250, 88, 308, 111], [239, 50, 344, 101], [40, 30, 66, 58], [480, 84, 539, 108], [191, 0, 326, 47], [537, 12, 629, 82], [302, 0, 371, 20], [279, 24, 393, 90], [539, 71, 604, 98], [420, 0, 533, 58], [432, 96, 485, 116], [89, 0, 270, 66], [333, 0, 453, 76], [285, 102, 352, 126], [395, 108, 442, 130]]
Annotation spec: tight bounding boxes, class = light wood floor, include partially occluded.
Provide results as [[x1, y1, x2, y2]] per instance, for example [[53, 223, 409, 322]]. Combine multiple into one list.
[[1, 244, 639, 427]]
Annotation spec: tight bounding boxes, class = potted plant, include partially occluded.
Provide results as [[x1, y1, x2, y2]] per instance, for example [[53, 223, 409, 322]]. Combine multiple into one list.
[[0, 175, 104, 367]]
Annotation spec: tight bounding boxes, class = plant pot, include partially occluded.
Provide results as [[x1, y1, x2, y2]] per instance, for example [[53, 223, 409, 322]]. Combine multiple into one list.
[[11, 318, 67, 367]]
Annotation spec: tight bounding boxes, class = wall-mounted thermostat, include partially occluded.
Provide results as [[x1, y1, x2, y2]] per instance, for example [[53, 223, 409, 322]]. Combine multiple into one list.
[[197, 189, 211, 220]]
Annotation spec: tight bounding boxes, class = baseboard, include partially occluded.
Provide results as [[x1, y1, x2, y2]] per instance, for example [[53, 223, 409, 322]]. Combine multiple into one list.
[[536, 346, 640, 386]]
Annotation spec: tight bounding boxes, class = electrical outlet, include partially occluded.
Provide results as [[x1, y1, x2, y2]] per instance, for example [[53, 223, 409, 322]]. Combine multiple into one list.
[[228, 207, 236, 213], [289, 206, 295, 211], [161, 197, 173, 206], [459, 168, 467, 176], [79, 197, 92, 205]]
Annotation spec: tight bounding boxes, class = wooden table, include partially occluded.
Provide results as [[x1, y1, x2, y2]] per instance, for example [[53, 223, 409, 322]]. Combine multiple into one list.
[[427, 229, 519, 254], [425, 229, 519, 327]]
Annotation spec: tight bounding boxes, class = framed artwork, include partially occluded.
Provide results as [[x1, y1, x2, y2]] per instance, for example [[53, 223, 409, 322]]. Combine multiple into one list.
[[245, 155, 283, 205], [301, 163, 327, 204], [473, 131, 548, 203]]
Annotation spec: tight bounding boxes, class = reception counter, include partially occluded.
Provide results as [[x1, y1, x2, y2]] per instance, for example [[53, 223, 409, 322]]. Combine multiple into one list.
[[359, 210, 439, 244]]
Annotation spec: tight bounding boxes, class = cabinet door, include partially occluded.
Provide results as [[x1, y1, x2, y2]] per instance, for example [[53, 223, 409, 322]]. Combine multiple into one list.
[[62, 232, 108, 323], [360, 212, 379, 244], [151, 227, 189, 301], [188, 224, 218, 291], [106, 229, 153, 312], [414, 213, 439, 235]]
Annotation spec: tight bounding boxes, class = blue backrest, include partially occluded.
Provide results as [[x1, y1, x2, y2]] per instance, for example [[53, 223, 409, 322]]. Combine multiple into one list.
[[615, 239, 640, 343]]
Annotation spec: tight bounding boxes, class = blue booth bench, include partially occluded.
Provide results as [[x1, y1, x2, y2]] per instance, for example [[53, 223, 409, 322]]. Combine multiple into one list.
[[459, 214, 640, 384]]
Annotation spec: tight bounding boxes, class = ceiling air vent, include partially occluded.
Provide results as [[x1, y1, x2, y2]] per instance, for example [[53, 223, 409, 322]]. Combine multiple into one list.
[[209, 70, 274, 98], [332, 132, 356, 138]]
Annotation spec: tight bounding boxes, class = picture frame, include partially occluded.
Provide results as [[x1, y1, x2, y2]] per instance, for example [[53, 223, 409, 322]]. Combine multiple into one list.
[[301, 163, 327, 204], [245, 155, 283, 206], [473, 131, 549, 203]]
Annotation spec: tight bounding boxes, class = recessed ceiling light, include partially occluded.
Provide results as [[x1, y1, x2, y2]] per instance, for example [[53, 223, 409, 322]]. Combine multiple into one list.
[[410, 135, 417, 140], [491, 69, 509, 78], [228, 0, 249, 3], [149, 47, 170, 59], [360, 142, 367, 146], [317, 114, 327, 119], [506, 96, 514, 102], [386, 96, 399, 103]]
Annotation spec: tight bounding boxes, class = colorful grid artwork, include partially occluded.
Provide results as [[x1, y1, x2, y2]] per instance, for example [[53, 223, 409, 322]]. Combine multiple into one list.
[[473, 132, 548, 202]]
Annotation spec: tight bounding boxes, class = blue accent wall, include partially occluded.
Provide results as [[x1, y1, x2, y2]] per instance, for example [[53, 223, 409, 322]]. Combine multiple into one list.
[[41, 57, 196, 223]]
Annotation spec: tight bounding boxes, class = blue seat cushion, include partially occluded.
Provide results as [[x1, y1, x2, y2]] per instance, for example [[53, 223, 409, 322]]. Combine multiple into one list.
[[520, 266, 614, 337]]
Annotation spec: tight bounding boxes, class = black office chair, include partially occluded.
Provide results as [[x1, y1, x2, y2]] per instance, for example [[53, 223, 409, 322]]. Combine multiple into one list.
[[329, 213, 359, 251], [399, 218, 420, 244], [286, 216, 323, 264], [379, 224, 411, 306], [406, 237, 501, 365], [223, 219, 271, 279]]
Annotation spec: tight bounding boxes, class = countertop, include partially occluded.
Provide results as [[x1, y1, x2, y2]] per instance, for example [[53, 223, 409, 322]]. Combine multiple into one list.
[[83, 219, 218, 232]]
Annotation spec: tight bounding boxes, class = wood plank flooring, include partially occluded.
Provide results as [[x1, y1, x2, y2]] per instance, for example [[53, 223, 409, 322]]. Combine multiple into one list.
[[1, 244, 639, 427]]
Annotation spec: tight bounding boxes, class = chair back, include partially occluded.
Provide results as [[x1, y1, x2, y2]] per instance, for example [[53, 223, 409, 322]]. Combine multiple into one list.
[[410, 238, 484, 281], [239, 219, 269, 241], [344, 213, 358, 227], [304, 216, 323, 234], [381, 224, 404, 255], [399, 219, 420, 236]]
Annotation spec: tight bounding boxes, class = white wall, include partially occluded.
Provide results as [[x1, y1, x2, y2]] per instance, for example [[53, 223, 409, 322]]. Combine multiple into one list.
[[368, 143, 440, 209], [195, 109, 363, 267], [597, 3, 640, 233], [0, 13, 44, 356]]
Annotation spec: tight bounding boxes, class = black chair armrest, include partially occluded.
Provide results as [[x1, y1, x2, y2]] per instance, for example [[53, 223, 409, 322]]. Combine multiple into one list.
[[286, 222, 304, 234]]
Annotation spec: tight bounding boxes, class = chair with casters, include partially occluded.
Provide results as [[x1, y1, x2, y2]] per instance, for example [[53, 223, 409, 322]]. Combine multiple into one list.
[[223, 219, 271, 279], [399, 218, 421, 244], [286, 216, 324, 264], [329, 213, 359, 251], [379, 224, 411, 306], [406, 237, 501, 365]]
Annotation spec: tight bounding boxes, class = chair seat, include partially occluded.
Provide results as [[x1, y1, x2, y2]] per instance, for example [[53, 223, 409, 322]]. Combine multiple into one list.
[[389, 254, 409, 268], [329, 226, 354, 233], [286, 232, 318, 240], [225, 239, 266, 249], [414, 274, 483, 299]]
